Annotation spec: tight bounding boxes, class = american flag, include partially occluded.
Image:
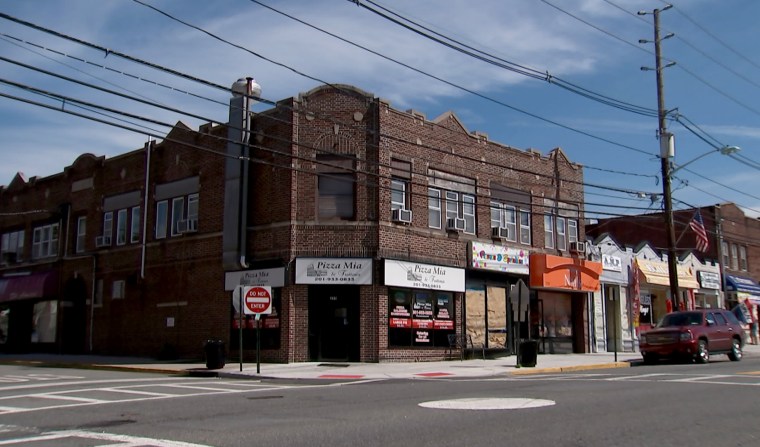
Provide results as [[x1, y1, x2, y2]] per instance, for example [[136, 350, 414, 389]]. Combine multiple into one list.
[[689, 210, 709, 252]]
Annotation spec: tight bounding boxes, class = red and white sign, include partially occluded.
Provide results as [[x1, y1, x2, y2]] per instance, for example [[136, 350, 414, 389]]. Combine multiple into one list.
[[242, 286, 272, 315]]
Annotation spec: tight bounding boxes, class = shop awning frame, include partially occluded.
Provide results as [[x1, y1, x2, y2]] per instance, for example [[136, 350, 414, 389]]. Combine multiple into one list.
[[0, 271, 58, 303]]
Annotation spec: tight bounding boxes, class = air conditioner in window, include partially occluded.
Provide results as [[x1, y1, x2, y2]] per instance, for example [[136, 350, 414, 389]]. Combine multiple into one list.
[[185, 218, 198, 233], [392, 208, 412, 224], [176, 220, 188, 234], [1, 252, 17, 264], [446, 217, 466, 232], [491, 226, 509, 239], [95, 235, 112, 248], [569, 241, 586, 254]]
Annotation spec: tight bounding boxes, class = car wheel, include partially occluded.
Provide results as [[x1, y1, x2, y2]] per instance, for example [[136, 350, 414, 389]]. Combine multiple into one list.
[[728, 338, 743, 361], [696, 340, 709, 364], [642, 353, 657, 365]]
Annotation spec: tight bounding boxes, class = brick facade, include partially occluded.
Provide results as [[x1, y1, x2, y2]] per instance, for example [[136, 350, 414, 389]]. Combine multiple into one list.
[[0, 84, 589, 361]]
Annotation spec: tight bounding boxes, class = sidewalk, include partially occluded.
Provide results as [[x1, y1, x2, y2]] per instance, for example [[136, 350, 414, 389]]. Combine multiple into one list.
[[2, 344, 759, 380]]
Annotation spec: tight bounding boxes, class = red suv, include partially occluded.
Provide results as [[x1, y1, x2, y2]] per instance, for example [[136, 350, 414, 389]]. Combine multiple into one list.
[[640, 309, 745, 364]]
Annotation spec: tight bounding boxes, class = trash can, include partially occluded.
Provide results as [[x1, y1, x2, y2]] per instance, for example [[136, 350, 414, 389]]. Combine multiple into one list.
[[204, 339, 225, 369], [518, 340, 538, 367]]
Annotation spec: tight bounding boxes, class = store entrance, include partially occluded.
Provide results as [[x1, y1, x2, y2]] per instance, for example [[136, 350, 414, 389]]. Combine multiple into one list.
[[308, 286, 360, 362]]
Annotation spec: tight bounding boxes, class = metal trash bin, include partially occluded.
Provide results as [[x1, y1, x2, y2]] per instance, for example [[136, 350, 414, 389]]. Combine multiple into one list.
[[204, 339, 225, 369], [518, 340, 538, 368]]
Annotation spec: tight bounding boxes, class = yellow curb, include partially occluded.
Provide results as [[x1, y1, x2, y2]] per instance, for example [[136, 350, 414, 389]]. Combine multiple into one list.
[[510, 362, 632, 375]]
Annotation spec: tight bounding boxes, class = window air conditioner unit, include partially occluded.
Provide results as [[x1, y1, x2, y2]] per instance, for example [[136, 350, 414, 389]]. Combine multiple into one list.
[[1, 252, 16, 264], [491, 226, 509, 239], [185, 218, 198, 233], [446, 217, 466, 232], [95, 235, 112, 248], [176, 220, 188, 234], [569, 241, 586, 254], [392, 208, 412, 224]]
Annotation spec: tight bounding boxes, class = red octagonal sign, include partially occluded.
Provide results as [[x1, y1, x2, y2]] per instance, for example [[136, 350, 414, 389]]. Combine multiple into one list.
[[243, 286, 272, 315]]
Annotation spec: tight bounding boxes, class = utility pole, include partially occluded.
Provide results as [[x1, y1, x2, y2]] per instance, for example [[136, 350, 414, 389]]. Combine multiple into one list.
[[640, 5, 680, 310]]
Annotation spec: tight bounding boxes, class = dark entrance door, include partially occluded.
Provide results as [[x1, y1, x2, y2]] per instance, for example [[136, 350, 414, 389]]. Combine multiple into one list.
[[308, 286, 360, 362]]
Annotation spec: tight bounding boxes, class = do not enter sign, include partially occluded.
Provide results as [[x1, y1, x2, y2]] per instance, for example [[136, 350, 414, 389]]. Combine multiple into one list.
[[242, 286, 272, 315]]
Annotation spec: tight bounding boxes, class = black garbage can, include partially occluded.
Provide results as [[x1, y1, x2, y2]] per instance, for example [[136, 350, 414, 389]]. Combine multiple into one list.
[[518, 340, 538, 367], [204, 339, 225, 370]]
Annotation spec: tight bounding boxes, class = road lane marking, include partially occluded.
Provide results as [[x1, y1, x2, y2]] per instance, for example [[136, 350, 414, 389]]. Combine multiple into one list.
[[31, 394, 106, 403], [420, 397, 556, 410], [0, 429, 211, 446]]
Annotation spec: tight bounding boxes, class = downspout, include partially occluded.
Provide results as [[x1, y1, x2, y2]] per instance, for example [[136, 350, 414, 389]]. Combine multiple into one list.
[[239, 78, 253, 269], [89, 254, 96, 352], [141, 138, 152, 279]]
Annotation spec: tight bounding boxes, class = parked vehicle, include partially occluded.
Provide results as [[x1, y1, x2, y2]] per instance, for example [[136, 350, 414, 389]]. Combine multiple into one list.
[[639, 309, 744, 364]]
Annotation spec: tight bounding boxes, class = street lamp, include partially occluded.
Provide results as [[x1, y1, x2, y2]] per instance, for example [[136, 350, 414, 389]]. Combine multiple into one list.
[[670, 145, 741, 176]]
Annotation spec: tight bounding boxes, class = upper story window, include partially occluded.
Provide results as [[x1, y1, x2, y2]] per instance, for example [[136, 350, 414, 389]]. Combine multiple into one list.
[[1, 230, 24, 264], [428, 169, 476, 235], [76, 216, 86, 254], [155, 177, 200, 238], [730, 243, 739, 270], [491, 202, 517, 242], [722, 240, 730, 267], [130, 207, 141, 244], [116, 209, 128, 246], [317, 155, 355, 221], [390, 159, 412, 215], [391, 179, 407, 211], [519, 209, 531, 245], [739, 245, 748, 271], [156, 201, 168, 239], [32, 223, 59, 259], [543, 199, 579, 251]]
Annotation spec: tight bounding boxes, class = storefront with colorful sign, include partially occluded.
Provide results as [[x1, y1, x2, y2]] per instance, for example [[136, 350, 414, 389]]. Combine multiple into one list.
[[591, 237, 636, 353], [465, 241, 530, 354], [529, 253, 602, 353], [384, 259, 464, 350], [634, 257, 700, 332]]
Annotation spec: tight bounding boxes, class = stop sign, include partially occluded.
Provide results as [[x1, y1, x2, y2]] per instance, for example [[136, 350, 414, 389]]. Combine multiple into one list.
[[242, 286, 272, 315]]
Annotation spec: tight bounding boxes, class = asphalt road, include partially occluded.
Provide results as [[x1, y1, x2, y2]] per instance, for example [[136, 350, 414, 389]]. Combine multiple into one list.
[[0, 359, 759, 446]]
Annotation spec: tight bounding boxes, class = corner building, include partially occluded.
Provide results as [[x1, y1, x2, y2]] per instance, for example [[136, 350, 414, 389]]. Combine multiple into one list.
[[0, 84, 599, 362]]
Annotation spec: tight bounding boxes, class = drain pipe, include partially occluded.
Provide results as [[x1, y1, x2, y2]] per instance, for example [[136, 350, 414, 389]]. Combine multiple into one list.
[[141, 138, 152, 279]]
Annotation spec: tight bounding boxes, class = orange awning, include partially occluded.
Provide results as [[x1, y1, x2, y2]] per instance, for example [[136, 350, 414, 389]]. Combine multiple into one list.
[[529, 254, 602, 292]]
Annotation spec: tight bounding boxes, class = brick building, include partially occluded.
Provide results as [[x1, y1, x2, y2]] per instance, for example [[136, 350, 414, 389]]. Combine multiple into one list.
[[586, 203, 760, 310], [0, 84, 601, 361]]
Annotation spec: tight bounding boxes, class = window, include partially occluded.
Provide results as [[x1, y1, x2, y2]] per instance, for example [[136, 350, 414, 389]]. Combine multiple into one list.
[[76, 217, 86, 253], [32, 223, 59, 259], [429, 187, 476, 234], [388, 289, 454, 347], [428, 188, 441, 229], [568, 219, 578, 245], [116, 209, 128, 246], [317, 155, 355, 220], [544, 215, 554, 249], [1, 230, 24, 263], [103, 212, 113, 240], [391, 179, 407, 210], [94, 279, 104, 307], [112, 280, 126, 300], [519, 209, 531, 245], [171, 197, 185, 236], [130, 207, 141, 244], [556, 217, 567, 251], [731, 244, 739, 270], [187, 194, 199, 220], [739, 245, 748, 271], [722, 241, 730, 267], [490, 202, 517, 241], [156, 201, 168, 239]]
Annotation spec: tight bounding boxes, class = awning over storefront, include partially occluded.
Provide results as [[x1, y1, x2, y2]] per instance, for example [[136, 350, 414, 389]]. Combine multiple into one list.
[[725, 275, 760, 295], [635, 259, 699, 289], [529, 254, 602, 292], [0, 271, 58, 303]]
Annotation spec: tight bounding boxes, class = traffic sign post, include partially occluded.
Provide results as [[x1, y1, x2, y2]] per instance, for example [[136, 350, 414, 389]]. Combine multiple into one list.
[[241, 286, 272, 374]]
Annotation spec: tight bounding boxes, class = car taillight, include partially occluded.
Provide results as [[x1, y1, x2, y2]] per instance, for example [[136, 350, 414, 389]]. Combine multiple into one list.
[[680, 331, 693, 341]]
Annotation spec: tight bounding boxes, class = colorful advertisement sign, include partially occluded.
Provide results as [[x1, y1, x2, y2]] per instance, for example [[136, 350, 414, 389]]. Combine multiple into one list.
[[295, 258, 373, 285], [384, 259, 465, 292], [469, 241, 529, 274]]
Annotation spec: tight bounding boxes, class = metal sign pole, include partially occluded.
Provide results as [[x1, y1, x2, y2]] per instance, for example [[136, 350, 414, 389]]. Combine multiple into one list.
[[516, 281, 522, 368], [255, 314, 261, 374], [239, 293, 244, 372]]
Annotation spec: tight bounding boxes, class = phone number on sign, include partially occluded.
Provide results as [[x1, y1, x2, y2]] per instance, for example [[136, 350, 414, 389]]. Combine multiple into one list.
[[312, 277, 356, 282]]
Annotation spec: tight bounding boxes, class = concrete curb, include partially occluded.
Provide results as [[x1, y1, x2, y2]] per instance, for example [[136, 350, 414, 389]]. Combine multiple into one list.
[[510, 361, 634, 375]]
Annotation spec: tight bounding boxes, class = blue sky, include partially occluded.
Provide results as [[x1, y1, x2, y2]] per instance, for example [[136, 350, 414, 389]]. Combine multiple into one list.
[[1, 0, 759, 220]]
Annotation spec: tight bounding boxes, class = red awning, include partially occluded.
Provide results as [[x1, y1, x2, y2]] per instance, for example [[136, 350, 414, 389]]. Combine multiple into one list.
[[0, 271, 58, 303]]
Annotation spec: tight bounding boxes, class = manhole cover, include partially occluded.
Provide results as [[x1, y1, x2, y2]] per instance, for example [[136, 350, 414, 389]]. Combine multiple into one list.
[[419, 398, 555, 410]]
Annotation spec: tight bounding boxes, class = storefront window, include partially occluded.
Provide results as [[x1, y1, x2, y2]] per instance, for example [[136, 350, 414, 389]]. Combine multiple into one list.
[[388, 289, 453, 347], [541, 293, 571, 338], [31, 300, 57, 343]]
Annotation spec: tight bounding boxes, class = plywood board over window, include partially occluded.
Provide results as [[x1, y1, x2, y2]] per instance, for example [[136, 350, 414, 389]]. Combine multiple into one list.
[[487, 286, 507, 349], [465, 287, 486, 347]]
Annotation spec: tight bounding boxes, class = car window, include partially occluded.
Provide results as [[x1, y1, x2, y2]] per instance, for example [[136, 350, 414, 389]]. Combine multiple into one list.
[[706, 313, 716, 325], [714, 313, 728, 326], [659, 312, 702, 327], [724, 311, 742, 325]]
